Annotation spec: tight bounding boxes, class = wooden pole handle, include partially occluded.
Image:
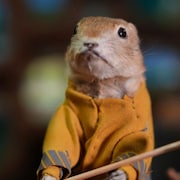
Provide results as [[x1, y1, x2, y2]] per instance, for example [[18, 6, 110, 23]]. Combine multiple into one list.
[[66, 141, 180, 180]]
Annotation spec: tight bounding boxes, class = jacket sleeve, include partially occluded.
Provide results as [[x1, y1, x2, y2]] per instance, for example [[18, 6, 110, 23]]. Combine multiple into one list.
[[112, 130, 154, 180], [37, 104, 83, 179]]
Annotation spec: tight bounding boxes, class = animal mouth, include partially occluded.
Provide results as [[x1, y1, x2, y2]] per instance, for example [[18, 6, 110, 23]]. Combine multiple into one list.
[[85, 50, 113, 68]]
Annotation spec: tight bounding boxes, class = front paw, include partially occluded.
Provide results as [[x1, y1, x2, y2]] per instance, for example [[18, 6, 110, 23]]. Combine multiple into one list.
[[107, 169, 127, 180], [41, 175, 57, 180]]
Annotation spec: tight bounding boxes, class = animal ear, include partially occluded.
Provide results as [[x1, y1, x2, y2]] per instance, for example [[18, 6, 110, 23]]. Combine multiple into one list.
[[128, 22, 137, 33], [128, 22, 140, 46]]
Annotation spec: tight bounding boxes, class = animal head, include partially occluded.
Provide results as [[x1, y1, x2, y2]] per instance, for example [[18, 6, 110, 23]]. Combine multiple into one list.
[[66, 17, 145, 81]]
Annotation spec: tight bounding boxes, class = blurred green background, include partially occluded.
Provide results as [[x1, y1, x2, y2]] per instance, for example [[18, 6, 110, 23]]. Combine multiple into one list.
[[0, 0, 179, 179]]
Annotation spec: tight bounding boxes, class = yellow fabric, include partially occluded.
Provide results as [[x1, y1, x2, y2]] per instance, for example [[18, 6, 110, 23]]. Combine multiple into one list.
[[38, 81, 154, 179], [120, 166, 137, 180], [42, 166, 60, 180]]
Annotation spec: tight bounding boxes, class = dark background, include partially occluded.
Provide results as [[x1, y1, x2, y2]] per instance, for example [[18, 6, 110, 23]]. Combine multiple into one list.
[[0, 0, 180, 179]]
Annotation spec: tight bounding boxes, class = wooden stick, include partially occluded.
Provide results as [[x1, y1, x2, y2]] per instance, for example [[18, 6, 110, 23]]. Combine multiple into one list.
[[66, 141, 180, 180]]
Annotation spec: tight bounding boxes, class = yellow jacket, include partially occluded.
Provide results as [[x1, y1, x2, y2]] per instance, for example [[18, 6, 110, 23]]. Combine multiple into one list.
[[37, 82, 154, 180]]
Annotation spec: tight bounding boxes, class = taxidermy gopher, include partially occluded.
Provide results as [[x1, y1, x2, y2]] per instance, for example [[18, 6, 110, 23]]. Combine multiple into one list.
[[37, 16, 154, 180]]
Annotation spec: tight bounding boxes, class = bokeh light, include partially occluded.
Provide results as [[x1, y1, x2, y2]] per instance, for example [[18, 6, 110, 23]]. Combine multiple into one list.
[[19, 55, 68, 125]]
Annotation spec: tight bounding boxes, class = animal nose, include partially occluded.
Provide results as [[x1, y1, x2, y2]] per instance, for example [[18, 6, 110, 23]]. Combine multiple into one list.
[[84, 42, 98, 49]]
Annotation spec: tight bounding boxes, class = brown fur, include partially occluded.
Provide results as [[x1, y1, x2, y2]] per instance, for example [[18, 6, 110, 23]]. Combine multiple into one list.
[[65, 16, 145, 98]]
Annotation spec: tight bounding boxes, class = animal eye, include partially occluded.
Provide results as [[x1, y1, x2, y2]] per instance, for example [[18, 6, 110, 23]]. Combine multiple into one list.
[[73, 25, 78, 35], [118, 27, 127, 38]]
